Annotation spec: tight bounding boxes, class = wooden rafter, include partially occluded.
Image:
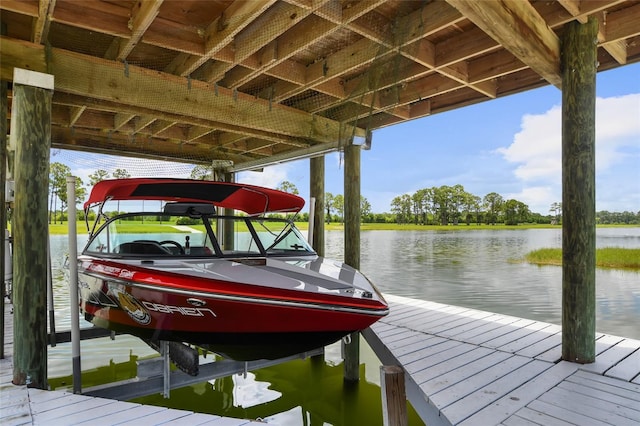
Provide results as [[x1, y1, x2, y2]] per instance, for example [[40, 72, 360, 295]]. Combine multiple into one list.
[[446, 0, 561, 88], [1, 0, 638, 169]]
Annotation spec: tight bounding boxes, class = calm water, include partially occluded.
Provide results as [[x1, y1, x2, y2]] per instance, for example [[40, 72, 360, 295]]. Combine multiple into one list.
[[45, 227, 640, 425]]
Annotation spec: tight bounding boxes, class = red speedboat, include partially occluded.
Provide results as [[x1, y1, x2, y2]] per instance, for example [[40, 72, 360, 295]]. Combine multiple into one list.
[[78, 178, 388, 360]]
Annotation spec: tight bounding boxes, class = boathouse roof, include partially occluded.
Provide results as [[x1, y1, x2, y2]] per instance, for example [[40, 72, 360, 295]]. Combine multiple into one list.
[[1, 0, 638, 171]]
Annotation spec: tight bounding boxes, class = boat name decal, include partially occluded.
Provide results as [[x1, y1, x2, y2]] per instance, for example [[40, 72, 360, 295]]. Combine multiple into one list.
[[88, 263, 135, 279], [141, 301, 217, 318]]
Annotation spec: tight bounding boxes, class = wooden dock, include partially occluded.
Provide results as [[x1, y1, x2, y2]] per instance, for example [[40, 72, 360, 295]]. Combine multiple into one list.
[[363, 294, 640, 426], [1, 299, 259, 425]]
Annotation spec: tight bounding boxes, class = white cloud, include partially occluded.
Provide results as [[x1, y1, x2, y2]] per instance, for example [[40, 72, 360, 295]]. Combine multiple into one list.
[[237, 164, 290, 188], [503, 186, 557, 215], [496, 93, 640, 212], [496, 105, 562, 183]]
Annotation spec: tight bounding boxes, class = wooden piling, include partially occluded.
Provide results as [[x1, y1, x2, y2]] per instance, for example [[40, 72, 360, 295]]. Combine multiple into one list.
[[11, 69, 53, 388], [222, 172, 235, 250], [0, 28, 7, 359], [309, 156, 325, 257], [380, 365, 407, 426], [561, 18, 597, 364], [343, 143, 361, 381]]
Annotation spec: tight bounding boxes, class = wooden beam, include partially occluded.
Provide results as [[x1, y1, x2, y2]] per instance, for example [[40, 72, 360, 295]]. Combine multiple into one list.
[[109, 0, 163, 61], [51, 127, 249, 165], [52, 91, 315, 148], [446, 0, 561, 88], [0, 36, 362, 144], [33, 0, 56, 44], [68, 105, 86, 127], [202, 1, 311, 84], [167, 0, 276, 77]]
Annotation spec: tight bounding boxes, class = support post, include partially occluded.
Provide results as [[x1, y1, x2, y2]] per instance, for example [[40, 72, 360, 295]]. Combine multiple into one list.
[[67, 176, 81, 393], [161, 340, 170, 398], [343, 143, 361, 381], [380, 365, 408, 426], [0, 22, 7, 359], [11, 68, 53, 388], [309, 156, 325, 257], [561, 18, 598, 364], [223, 172, 235, 250]]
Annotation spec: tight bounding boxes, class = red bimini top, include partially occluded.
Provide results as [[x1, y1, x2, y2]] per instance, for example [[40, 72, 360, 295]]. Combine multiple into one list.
[[84, 178, 305, 216]]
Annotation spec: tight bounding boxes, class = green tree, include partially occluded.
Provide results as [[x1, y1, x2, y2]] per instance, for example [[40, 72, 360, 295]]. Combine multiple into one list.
[[463, 193, 481, 225], [503, 199, 520, 225], [550, 202, 562, 224], [190, 165, 212, 180], [325, 192, 335, 222], [49, 162, 71, 224], [361, 196, 372, 222], [433, 186, 453, 225], [332, 194, 344, 222], [112, 168, 131, 180], [73, 176, 87, 209], [449, 184, 467, 225], [277, 180, 299, 195], [483, 192, 504, 225], [88, 169, 110, 186], [390, 194, 412, 224]]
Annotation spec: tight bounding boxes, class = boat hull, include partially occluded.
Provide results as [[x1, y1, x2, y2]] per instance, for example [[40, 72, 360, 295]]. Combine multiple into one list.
[[78, 257, 388, 360]]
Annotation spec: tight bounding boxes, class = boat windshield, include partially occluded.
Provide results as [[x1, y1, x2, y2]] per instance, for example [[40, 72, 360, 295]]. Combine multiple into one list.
[[82, 211, 315, 258]]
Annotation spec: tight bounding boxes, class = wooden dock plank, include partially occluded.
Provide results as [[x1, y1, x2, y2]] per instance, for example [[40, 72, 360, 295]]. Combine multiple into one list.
[[439, 313, 505, 338], [418, 351, 513, 396], [509, 406, 582, 426], [497, 324, 560, 354], [403, 342, 478, 375], [399, 340, 464, 373], [412, 346, 496, 385], [428, 355, 532, 409], [440, 360, 550, 425], [36, 394, 117, 418], [448, 315, 523, 342], [565, 371, 640, 404], [526, 400, 612, 426], [604, 347, 640, 381], [458, 361, 578, 426], [538, 384, 640, 425], [79, 403, 168, 425], [465, 318, 538, 346], [370, 294, 640, 426], [581, 338, 640, 375], [515, 330, 561, 359]]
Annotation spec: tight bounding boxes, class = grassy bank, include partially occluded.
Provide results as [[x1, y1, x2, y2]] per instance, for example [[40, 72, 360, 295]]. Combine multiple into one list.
[[524, 247, 640, 270]]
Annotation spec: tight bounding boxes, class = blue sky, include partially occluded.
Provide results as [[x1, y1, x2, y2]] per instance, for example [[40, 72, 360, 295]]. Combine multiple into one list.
[[64, 63, 639, 215]]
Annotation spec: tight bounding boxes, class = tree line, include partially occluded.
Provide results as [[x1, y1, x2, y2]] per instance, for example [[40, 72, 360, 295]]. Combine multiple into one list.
[[390, 184, 535, 225]]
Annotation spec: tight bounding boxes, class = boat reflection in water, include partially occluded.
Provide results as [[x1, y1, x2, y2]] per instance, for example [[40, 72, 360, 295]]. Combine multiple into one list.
[[143, 344, 422, 425]]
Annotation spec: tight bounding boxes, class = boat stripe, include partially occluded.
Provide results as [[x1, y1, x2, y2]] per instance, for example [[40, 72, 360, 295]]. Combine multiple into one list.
[[81, 272, 388, 317]]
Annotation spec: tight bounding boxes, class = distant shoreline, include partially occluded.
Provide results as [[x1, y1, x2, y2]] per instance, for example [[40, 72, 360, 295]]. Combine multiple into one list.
[[43, 220, 639, 235]]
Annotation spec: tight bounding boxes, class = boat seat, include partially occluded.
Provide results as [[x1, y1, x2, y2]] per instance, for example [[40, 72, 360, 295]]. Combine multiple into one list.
[[116, 241, 172, 255]]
